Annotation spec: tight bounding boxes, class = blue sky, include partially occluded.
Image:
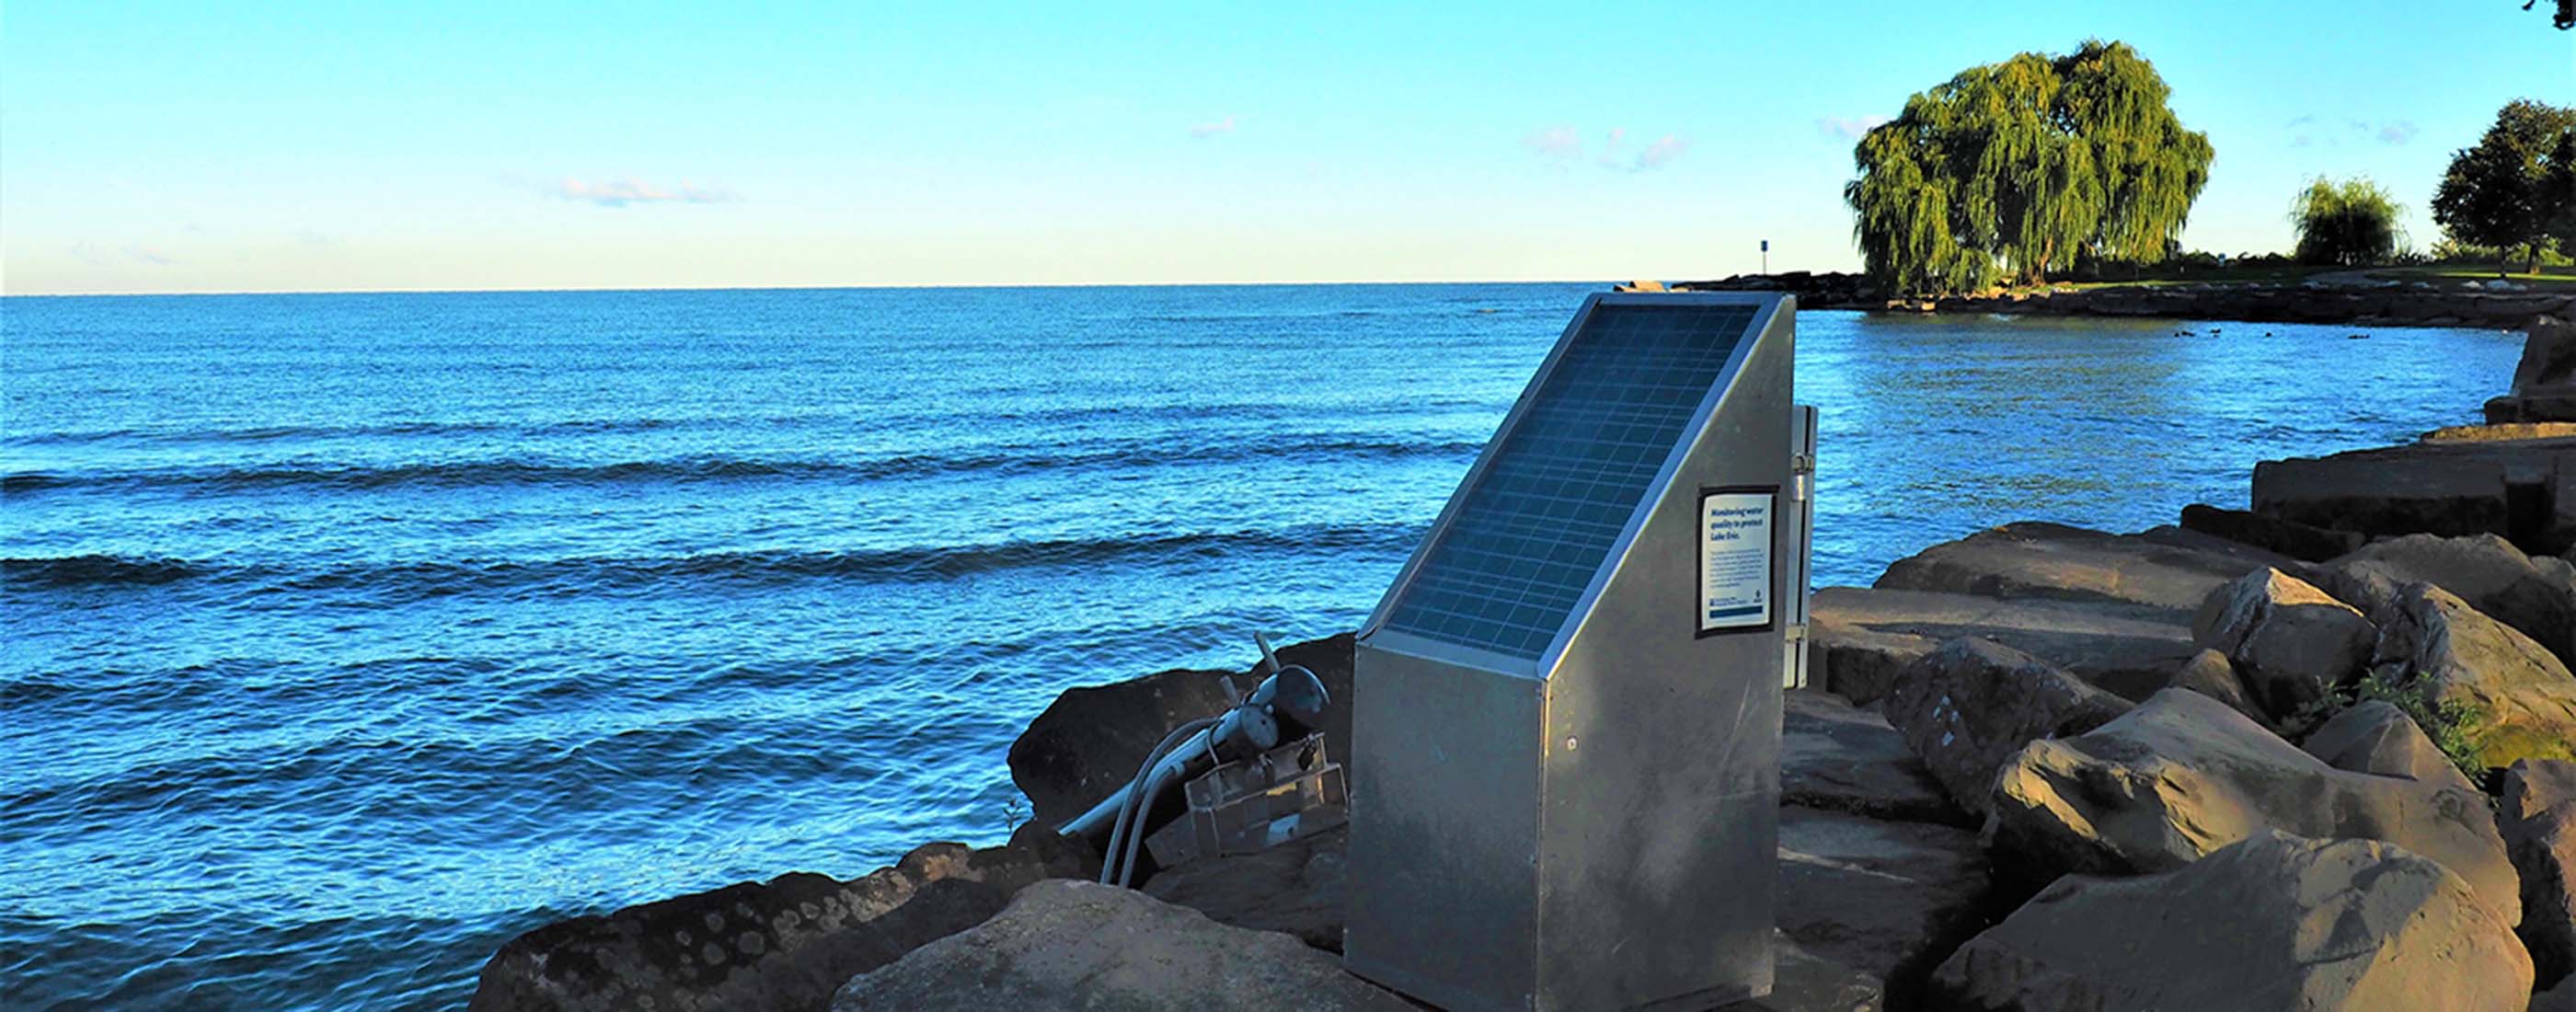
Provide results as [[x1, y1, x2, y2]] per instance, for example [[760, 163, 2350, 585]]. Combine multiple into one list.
[[4, 2, 2570, 293]]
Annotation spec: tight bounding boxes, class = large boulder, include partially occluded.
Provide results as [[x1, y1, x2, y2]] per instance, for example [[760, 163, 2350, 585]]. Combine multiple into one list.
[[2191, 568, 2375, 720], [830, 880, 1412, 1011], [1925, 830, 2534, 1012], [2162, 649, 2268, 726], [470, 834, 1087, 1012], [1777, 806, 1995, 1007], [1873, 522, 2281, 615], [1140, 824, 1345, 952], [1008, 634, 1353, 826], [1880, 638, 2133, 818], [2251, 436, 2576, 557], [2179, 502, 2365, 562], [2325, 533, 2576, 669], [1814, 586, 2198, 701], [2505, 759, 2576, 988], [1987, 688, 2522, 924], [1780, 689, 1964, 825], [2300, 700, 2479, 796], [2368, 583, 2576, 769], [2488, 316, 2576, 423], [1808, 615, 1934, 707]]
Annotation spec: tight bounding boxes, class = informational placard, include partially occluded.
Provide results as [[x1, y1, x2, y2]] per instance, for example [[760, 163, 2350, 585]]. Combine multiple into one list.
[[1697, 489, 1775, 634]]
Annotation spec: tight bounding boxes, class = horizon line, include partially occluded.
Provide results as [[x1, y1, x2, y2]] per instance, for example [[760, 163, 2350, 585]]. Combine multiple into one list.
[[0, 275, 1770, 300]]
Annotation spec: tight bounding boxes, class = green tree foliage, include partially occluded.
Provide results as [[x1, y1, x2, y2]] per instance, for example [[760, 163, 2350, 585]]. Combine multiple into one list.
[[1845, 40, 2214, 297], [2289, 177, 2404, 266], [2432, 98, 2576, 274]]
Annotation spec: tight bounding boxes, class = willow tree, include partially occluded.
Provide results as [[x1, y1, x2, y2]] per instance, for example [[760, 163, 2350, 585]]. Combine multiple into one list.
[[2290, 178, 2404, 266], [1845, 40, 2214, 296]]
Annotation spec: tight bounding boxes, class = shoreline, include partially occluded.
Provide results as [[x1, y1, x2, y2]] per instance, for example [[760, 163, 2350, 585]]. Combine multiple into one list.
[[1674, 271, 2571, 328], [468, 309, 2576, 1011]]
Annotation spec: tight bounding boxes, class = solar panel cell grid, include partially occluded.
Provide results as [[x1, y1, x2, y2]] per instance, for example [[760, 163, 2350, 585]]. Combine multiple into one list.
[[1382, 303, 1756, 660]]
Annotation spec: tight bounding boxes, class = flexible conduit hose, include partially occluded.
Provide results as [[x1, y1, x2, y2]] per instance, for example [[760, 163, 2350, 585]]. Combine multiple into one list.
[[1097, 716, 1219, 886]]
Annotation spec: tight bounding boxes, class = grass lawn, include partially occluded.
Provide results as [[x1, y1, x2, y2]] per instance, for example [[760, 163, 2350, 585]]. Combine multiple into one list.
[[2363, 264, 2576, 292], [2030, 262, 2576, 294]]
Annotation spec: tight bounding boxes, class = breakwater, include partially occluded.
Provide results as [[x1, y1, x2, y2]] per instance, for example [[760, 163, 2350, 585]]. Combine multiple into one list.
[[468, 308, 2576, 1010]]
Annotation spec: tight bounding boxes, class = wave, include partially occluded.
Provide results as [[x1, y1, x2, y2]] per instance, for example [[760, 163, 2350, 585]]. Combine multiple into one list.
[[0, 523, 1420, 597], [3, 437, 1482, 497], [1, 554, 202, 588]]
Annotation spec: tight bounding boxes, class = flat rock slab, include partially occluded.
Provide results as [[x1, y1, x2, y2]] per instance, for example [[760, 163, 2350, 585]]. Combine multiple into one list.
[[1873, 521, 2283, 615], [1780, 690, 1963, 826], [1008, 633, 1354, 826], [470, 836, 1086, 1012], [830, 880, 1413, 1012], [1812, 586, 2197, 701], [1927, 830, 2534, 1012], [2252, 436, 2576, 557], [1777, 806, 1995, 1006]]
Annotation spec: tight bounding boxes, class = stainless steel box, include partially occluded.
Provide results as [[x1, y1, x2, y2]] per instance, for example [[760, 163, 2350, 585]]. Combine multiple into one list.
[[1344, 293, 1794, 1011]]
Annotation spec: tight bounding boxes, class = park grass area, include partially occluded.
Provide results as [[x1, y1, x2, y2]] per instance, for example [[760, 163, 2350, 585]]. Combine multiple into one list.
[[2362, 264, 2576, 291], [2033, 261, 2576, 294]]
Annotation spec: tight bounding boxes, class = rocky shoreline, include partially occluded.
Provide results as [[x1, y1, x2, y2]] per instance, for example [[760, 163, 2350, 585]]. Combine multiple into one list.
[[470, 311, 2576, 1011], [1673, 270, 2571, 328]]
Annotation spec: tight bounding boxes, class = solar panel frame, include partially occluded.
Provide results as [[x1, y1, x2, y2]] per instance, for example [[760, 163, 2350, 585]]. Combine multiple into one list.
[[1362, 292, 1783, 675]]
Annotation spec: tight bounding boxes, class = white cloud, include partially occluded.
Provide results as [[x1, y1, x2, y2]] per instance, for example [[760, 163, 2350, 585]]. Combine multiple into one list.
[[1189, 116, 1236, 138], [1637, 133, 1688, 170], [1525, 126, 1685, 171], [1817, 115, 1891, 140], [2377, 121, 2421, 145], [1525, 125, 1582, 161], [549, 177, 731, 208]]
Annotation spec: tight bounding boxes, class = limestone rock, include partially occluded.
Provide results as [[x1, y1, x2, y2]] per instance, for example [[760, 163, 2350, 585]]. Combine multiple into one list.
[[1140, 824, 1346, 952], [2489, 316, 2576, 423], [2369, 582, 2576, 769], [2300, 700, 2479, 795], [470, 835, 1086, 1012], [1808, 615, 1933, 707], [2285, 556, 2409, 620], [1926, 831, 2533, 1012], [829, 880, 1413, 1012], [2252, 436, 2576, 557], [1815, 586, 2197, 701], [2163, 648, 2268, 726], [2191, 568, 2375, 720], [2423, 421, 2576, 443], [1776, 806, 1995, 1007], [1780, 689, 1963, 825], [2505, 759, 2576, 988], [1874, 521, 2279, 615], [1987, 688, 2521, 924], [1880, 638, 2132, 818], [2179, 502, 2365, 562], [2329, 533, 2576, 669], [1008, 633, 1353, 826]]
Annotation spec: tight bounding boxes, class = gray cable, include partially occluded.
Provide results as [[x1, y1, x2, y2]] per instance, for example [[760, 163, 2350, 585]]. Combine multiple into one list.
[[1097, 716, 1218, 885]]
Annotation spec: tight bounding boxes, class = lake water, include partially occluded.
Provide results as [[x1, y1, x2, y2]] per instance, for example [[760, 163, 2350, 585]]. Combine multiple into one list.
[[0, 284, 2524, 1010]]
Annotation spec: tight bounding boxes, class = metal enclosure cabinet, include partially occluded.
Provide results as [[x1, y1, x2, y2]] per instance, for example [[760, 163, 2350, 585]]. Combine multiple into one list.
[[1343, 292, 1794, 1011]]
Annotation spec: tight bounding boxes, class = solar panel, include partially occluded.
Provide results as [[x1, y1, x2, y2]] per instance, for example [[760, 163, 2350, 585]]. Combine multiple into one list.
[[1381, 302, 1758, 659]]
